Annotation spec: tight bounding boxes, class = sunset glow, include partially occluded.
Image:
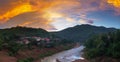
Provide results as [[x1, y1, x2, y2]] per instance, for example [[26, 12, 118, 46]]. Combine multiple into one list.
[[0, 0, 120, 31], [43, 11, 63, 21], [0, 3, 34, 23], [107, 0, 120, 7]]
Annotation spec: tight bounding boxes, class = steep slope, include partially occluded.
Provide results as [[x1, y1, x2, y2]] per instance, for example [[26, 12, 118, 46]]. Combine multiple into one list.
[[53, 24, 117, 42]]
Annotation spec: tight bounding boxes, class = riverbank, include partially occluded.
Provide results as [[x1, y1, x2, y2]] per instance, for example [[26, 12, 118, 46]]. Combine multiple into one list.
[[73, 57, 120, 62], [0, 43, 75, 62], [41, 46, 84, 62], [73, 59, 89, 62]]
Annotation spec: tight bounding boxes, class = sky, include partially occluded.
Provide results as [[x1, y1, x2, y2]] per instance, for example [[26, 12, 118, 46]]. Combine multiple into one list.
[[0, 0, 120, 31]]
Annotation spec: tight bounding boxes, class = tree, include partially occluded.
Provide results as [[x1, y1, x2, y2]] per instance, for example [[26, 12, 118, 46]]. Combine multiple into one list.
[[84, 30, 120, 59], [0, 38, 3, 50], [7, 41, 23, 56]]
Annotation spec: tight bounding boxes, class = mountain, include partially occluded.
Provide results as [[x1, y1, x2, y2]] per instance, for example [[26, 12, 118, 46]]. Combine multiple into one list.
[[53, 24, 117, 42], [0, 25, 117, 43], [0, 26, 50, 38]]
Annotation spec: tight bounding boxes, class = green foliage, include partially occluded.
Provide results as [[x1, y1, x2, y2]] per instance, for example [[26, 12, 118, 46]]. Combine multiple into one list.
[[0, 38, 3, 50], [54, 24, 116, 42], [8, 42, 23, 56], [0, 26, 49, 37], [84, 30, 120, 59], [17, 57, 34, 62], [0, 29, 22, 55], [39, 51, 55, 58], [0, 27, 50, 55], [0, 26, 75, 58]]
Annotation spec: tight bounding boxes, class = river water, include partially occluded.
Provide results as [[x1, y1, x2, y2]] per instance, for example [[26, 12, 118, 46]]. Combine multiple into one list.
[[41, 46, 84, 62]]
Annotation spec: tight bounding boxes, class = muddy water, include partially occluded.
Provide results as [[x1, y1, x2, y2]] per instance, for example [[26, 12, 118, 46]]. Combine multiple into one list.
[[41, 46, 84, 62]]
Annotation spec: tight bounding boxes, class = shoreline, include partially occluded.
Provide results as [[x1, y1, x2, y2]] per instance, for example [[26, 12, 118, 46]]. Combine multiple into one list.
[[41, 46, 84, 62], [73, 59, 89, 62]]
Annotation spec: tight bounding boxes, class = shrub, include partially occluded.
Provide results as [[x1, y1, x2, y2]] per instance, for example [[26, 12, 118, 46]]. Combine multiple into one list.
[[84, 30, 120, 59]]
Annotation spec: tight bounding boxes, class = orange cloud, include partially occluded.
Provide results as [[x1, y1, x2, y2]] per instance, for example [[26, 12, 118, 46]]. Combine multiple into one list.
[[0, 0, 63, 30], [107, 0, 120, 15], [0, 3, 34, 23], [107, 0, 120, 7], [19, 21, 33, 26], [0, 0, 92, 30], [0, 0, 57, 23], [0, 0, 120, 31]]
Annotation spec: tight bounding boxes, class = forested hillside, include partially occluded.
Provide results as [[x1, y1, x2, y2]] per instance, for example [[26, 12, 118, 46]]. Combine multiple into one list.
[[84, 30, 120, 62], [0, 26, 74, 62], [53, 24, 116, 42]]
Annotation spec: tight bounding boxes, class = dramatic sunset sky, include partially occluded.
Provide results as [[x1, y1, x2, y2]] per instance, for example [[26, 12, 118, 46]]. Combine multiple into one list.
[[0, 0, 120, 31]]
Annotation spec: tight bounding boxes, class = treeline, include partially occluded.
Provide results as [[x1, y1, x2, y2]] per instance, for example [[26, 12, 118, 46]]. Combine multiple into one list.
[[0, 26, 49, 37], [0, 26, 74, 56], [84, 30, 120, 59]]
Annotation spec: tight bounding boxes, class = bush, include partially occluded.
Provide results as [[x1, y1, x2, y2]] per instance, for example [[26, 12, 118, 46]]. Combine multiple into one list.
[[8, 42, 23, 56], [0, 38, 3, 50], [84, 30, 120, 59]]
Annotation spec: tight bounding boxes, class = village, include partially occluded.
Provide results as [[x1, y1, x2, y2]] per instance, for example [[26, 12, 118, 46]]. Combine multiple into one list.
[[17, 36, 61, 48]]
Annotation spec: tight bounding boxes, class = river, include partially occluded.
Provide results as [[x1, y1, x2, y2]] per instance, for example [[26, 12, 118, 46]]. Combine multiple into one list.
[[41, 46, 84, 62]]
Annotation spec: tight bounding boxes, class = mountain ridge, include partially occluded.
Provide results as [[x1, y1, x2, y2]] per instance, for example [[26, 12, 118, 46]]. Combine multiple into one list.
[[52, 24, 117, 42]]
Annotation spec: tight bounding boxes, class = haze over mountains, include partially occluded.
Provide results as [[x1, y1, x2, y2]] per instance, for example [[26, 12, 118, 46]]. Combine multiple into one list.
[[53, 24, 117, 42]]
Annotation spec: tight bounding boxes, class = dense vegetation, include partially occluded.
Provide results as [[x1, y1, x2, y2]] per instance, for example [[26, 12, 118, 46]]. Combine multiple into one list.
[[0, 26, 49, 37], [0, 26, 74, 57], [54, 24, 116, 43], [84, 30, 120, 59]]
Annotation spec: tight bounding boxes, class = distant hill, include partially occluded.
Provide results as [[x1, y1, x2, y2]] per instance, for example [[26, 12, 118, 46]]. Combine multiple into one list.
[[0, 26, 50, 38], [53, 24, 117, 42]]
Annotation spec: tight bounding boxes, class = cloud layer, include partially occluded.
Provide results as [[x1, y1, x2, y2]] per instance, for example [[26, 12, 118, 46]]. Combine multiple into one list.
[[0, 0, 120, 31]]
